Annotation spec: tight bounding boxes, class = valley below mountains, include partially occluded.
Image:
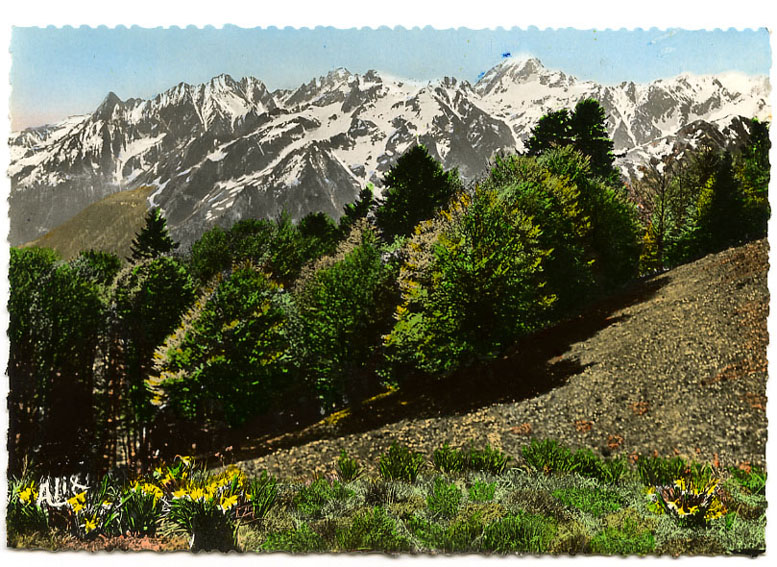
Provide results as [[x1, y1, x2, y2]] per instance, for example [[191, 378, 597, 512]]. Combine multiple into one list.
[[8, 56, 771, 250]]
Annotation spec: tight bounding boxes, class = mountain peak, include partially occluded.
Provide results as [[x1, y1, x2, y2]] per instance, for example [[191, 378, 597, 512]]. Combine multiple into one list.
[[93, 91, 122, 120], [207, 73, 237, 89]]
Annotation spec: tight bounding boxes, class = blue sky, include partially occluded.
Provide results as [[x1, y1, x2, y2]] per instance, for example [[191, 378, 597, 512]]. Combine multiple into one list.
[[9, 26, 771, 130]]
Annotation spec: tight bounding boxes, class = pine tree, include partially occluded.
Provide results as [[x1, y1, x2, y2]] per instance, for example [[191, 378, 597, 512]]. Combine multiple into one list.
[[129, 207, 179, 261]]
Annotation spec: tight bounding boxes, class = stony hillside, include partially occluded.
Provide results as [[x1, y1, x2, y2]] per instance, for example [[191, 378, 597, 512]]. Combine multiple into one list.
[[229, 239, 768, 480]]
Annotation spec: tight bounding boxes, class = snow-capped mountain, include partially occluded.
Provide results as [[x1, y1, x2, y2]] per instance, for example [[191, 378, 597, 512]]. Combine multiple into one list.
[[8, 56, 770, 247]]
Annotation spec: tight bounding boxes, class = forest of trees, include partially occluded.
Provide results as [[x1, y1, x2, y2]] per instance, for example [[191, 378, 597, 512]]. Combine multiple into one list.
[[7, 100, 770, 477]]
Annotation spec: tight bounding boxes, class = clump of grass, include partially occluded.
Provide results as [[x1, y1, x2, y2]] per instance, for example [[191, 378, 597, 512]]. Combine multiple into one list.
[[426, 477, 462, 519], [728, 465, 766, 496], [551, 486, 622, 517], [379, 442, 424, 483], [335, 450, 362, 482], [408, 513, 484, 552], [589, 514, 655, 555], [468, 480, 496, 503], [480, 511, 557, 554], [467, 445, 512, 475], [293, 478, 353, 519], [522, 439, 577, 474], [261, 522, 326, 552], [521, 440, 626, 483], [433, 444, 465, 473], [247, 470, 278, 520], [636, 455, 689, 486], [335, 506, 410, 552]]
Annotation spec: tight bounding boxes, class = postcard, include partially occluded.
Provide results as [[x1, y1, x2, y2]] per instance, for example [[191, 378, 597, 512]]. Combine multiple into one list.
[[4, 12, 772, 556]]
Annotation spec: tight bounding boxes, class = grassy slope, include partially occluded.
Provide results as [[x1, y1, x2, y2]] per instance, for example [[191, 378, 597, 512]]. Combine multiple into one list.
[[21, 185, 153, 260]]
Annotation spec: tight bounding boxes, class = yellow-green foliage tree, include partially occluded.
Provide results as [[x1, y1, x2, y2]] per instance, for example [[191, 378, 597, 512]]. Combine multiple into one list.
[[383, 187, 553, 378]]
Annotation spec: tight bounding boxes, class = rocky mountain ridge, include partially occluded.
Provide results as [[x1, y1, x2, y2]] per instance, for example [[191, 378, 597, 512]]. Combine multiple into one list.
[[9, 56, 770, 248]]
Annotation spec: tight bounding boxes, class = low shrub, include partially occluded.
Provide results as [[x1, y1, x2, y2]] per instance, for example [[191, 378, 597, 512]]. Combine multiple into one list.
[[379, 442, 425, 483], [426, 477, 462, 519]]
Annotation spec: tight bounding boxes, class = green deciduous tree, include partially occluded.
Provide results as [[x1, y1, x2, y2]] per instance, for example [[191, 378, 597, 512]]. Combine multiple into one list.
[[8, 247, 104, 475], [107, 256, 196, 466], [480, 149, 595, 314], [383, 188, 553, 378], [294, 221, 398, 410], [150, 265, 295, 428]]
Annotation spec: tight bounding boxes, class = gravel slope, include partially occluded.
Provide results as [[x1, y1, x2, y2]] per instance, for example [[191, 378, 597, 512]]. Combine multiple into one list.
[[238, 240, 769, 479]]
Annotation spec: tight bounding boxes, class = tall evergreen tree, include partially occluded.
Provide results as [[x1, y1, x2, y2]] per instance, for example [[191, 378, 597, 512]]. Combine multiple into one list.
[[526, 109, 573, 156], [526, 99, 618, 183], [570, 98, 618, 181], [375, 145, 462, 240], [129, 207, 179, 261]]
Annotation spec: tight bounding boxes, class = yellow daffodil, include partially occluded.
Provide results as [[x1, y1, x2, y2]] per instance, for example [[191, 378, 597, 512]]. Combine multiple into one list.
[[67, 491, 87, 513], [189, 487, 205, 501], [219, 494, 238, 511], [83, 516, 98, 534], [18, 485, 37, 504], [172, 487, 187, 499]]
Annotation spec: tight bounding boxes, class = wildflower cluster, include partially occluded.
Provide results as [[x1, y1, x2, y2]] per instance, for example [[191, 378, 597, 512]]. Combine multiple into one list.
[[647, 477, 726, 527]]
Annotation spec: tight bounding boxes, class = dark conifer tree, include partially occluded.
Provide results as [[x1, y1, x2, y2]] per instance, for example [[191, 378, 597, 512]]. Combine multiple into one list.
[[570, 98, 618, 181], [339, 185, 376, 236], [375, 145, 462, 240], [129, 207, 179, 261], [526, 109, 573, 156]]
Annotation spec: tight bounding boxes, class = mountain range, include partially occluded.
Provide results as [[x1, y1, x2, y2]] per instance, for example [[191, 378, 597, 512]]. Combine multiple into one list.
[[8, 56, 771, 249]]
